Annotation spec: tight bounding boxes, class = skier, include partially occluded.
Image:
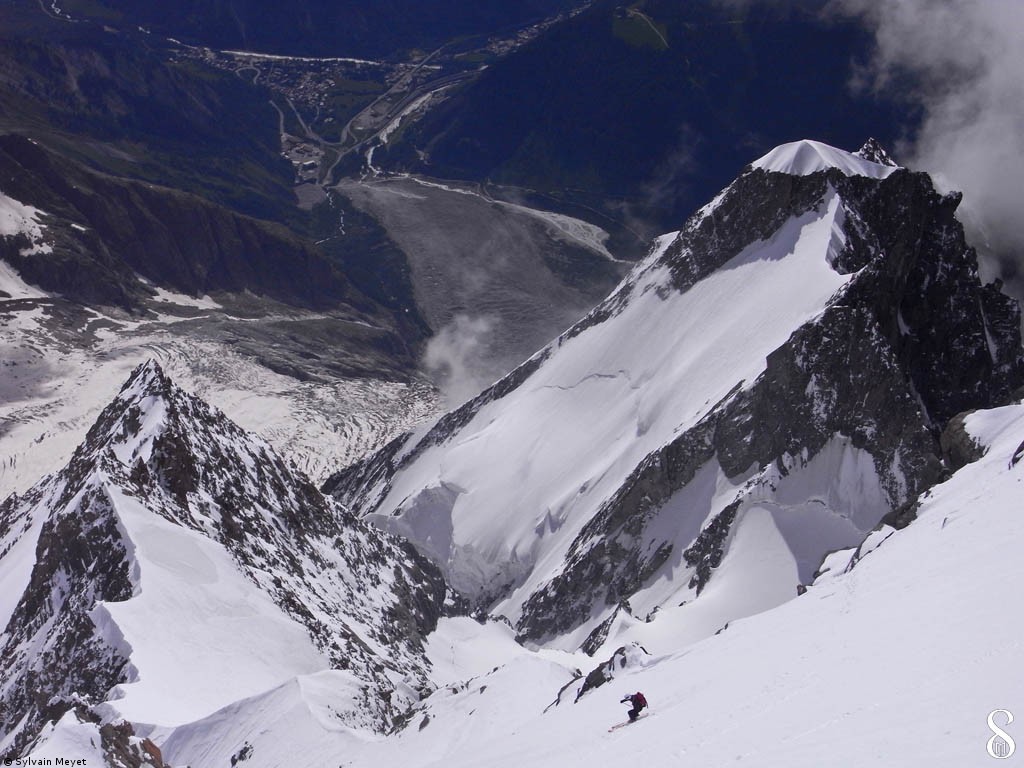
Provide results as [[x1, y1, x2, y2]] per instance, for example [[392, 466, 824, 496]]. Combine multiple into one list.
[[620, 691, 647, 722]]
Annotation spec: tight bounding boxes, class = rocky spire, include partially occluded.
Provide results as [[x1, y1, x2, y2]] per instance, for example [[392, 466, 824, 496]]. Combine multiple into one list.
[[855, 137, 898, 167]]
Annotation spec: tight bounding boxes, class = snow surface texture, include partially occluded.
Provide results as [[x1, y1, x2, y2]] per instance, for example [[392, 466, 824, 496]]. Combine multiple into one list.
[[0, 191, 51, 298], [22, 712, 107, 765], [751, 139, 899, 179], [397, 193, 848, 563], [159, 400, 1024, 767], [346, 182, 874, 644], [6, 138, 1022, 766], [0, 260, 47, 300], [96, 486, 328, 727], [0, 297, 439, 496]]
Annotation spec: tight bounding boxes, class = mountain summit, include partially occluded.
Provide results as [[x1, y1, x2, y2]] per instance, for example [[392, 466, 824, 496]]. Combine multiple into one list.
[[328, 139, 1024, 652], [750, 139, 899, 178]]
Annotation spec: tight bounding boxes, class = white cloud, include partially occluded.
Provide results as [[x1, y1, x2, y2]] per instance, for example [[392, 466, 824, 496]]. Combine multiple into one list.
[[829, 0, 1024, 294], [423, 314, 502, 408]]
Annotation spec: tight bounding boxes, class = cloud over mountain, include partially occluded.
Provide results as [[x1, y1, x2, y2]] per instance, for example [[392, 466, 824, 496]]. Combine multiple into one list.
[[832, 0, 1024, 296]]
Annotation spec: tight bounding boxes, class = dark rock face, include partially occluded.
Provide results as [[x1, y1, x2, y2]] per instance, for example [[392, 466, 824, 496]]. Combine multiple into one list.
[[854, 138, 898, 167], [0, 485, 132, 759], [662, 170, 832, 293], [1010, 439, 1024, 470], [572, 643, 649, 702], [578, 606, 626, 657], [0, 361, 449, 753], [836, 171, 1024, 424], [940, 412, 985, 472], [683, 503, 739, 595], [57, 0, 577, 59], [100, 720, 167, 768]]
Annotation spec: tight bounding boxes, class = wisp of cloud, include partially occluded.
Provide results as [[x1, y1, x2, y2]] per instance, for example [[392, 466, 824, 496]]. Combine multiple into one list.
[[423, 314, 503, 408], [831, 0, 1024, 296]]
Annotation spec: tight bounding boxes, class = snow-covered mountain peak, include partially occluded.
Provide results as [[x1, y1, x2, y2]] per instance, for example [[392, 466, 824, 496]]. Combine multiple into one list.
[[750, 139, 899, 179], [93, 359, 178, 468], [854, 137, 898, 167], [113, 357, 170, 402], [1, 363, 450, 759], [330, 147, 1023, 654]]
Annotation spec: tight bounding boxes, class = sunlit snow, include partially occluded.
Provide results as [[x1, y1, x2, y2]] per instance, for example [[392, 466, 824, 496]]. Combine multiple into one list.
[[751, 139, 898, 179], [373, 190, 854, 631], [159, 402, 1024, 768]]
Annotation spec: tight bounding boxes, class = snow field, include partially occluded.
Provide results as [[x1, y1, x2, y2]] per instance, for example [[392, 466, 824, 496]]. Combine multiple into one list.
[[26, 711, 108, 764], [157, 401, 1024, 768], [0, 192, 51, 297], [0, 191, 47, 243], [98, 486, 328, 728], [0, 260, 48, 300]]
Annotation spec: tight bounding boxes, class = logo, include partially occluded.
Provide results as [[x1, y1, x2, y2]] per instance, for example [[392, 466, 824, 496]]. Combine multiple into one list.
[[988, 709, 1016, 759]]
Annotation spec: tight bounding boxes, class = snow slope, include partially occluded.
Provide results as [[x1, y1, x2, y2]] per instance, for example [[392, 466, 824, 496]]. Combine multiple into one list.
[[366, 190, 852, 605], [5, 139, 1021, 767], [0, 190, 51, 297], [574, 435, 891, 656], [95, 486, 329, 727], [162, 400, 1024, 768], [0, 260, 47, 300], [0, 191, 47, 243]]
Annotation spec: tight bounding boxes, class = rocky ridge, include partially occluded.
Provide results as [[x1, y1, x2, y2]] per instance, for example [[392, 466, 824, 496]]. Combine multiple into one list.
[[0, 361, 448, 757]]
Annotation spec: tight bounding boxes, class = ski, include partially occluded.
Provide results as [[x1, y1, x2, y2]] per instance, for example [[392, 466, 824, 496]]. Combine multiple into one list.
[[608, 712, 651, 732]]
